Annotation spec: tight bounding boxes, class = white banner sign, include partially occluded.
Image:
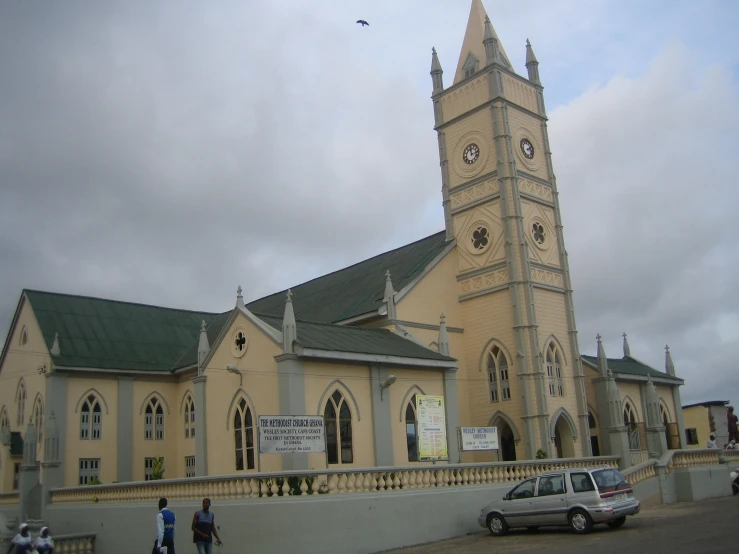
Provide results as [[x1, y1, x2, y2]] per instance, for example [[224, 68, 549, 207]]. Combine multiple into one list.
[[417, 395, 448, 460], [258, 416, 325, 454], [460, 426, 499, 451]]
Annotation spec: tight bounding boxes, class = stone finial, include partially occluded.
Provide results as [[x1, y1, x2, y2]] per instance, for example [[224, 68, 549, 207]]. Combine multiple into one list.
[[236, 285, 245, 309], [645, 374, 661, 427], [596, 334, 608, 377], [430, 47, 444, 94], [282, 289, 297, 354], [197, 320, 210, 374], [525, 39, 540, 84], [622, 332, 631, 357], [438, 313, 450, 357], [383, 270, 397, 320], [665, 345, 676, 377], [483, 16, 499, 66], [50, 333, 60, 356]]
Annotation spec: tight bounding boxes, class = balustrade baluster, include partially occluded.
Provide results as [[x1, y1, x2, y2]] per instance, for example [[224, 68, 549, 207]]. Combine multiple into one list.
[[400, 471, 409, 489], [377, 473, 386, 491], [346, 472, 357, 492], [393, 472, 401, 490]]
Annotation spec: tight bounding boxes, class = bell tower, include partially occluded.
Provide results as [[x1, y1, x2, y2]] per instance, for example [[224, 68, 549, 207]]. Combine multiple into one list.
[[430, 0, 590, 459]]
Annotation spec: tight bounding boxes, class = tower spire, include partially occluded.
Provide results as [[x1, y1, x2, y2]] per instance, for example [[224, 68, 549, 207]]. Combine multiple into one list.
[[282, 289, 297, 354], [430, 47, 444, 94], [596, 334, 608, 377], [525, 39, 540, 84], [622, 332, 631, 357], [665, 345, 676, 377], [453, 0, 512, 84]]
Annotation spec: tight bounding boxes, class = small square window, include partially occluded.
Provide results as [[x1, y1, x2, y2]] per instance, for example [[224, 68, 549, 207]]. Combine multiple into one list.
[[185, 456, 196, 478], [78, 458, 100, 485]]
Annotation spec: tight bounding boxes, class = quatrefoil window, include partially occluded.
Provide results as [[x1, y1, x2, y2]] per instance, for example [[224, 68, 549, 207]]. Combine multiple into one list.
[[232, 328, 248, 357], [532, 223, 546, 244], [472, 226, 489, 250], [235, 332, 246, 351]]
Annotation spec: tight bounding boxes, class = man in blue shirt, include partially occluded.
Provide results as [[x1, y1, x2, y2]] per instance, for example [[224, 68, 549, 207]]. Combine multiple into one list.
[[156, 497, 176, 554], [191, 498, 223, 554]]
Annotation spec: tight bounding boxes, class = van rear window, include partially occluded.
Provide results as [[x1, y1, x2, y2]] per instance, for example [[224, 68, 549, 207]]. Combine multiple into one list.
[[592, 468, 629, 492]]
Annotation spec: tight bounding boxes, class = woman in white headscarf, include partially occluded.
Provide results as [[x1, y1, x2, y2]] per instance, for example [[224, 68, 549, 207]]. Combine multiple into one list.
[[7, 522, 33, 554], [32, 527, 54, 554]]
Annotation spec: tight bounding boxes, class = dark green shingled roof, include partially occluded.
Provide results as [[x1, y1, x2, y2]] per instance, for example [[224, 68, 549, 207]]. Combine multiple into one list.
[[581, 355, 682, 382], [25, 290, 228, 372], [246, 231, 450, 323], [259, 314, 454, 362]]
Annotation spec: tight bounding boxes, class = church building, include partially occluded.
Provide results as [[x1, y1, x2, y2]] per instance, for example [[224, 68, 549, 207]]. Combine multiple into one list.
[[0, 0, 686, 494]]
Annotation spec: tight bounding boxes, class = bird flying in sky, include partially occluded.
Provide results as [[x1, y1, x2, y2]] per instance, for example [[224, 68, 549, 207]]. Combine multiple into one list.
[[356, 20, 369, 26]]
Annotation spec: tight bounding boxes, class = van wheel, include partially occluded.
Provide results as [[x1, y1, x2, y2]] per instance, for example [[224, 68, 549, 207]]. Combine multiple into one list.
[[607, 517, 626, 529], [487, 513, 509, 536], [569, 508, 593, 534]]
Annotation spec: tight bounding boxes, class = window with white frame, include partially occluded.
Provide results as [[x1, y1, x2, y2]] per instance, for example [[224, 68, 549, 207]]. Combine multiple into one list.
[[145, 397, 165, 440], [80, 395, 102, 440], [144, 457, 157, 481], [233, 398, 255, 471], [32, 395, 44, 442], [15, 380, 26, 426], [546, 343, 564, 397], [184, 395, 195, 439], [324, 390, 353, 465], [185, 456, 196, 478], [487, 345, 510, 402], [78, 458, 100, 485]]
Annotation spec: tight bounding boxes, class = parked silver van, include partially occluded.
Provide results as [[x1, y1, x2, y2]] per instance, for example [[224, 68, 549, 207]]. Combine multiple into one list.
[[478, 467, 640, 535]]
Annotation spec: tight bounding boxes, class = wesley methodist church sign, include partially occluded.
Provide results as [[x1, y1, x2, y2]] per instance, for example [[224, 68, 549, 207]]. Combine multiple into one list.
[[258, 416, 326, 454]]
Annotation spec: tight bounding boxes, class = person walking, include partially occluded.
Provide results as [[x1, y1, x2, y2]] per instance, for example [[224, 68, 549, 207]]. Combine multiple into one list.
[[728, 406, 739, 443], [7, 523, 33, 554], [191, 498, 223, 554], [706, 433, 718, 449], [156, 497, 177, 554], [32, 527, 54, 554]]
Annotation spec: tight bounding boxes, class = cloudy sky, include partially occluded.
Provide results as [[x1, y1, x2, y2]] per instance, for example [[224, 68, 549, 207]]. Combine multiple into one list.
[[0, 0, 736, 407]]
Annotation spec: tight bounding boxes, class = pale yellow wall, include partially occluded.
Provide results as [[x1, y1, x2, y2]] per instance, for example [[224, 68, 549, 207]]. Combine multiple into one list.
[[506, 108, 548, 181], [204, 313, 282, 475], [444, 109, 497, 190], [439, 73, 490, 123], [303, 361, 374, 470], [0, 298, 50, 492], [521, 199, 561, 270], [453, 199, 507, 275], [64, 377, 119, 486], [655, 385, 677, 423], [132, 380, 179, 481], [683, 406, 710, 449]]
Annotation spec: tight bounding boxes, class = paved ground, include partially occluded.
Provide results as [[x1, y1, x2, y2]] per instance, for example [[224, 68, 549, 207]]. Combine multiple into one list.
[[380, 496, 739, 553]]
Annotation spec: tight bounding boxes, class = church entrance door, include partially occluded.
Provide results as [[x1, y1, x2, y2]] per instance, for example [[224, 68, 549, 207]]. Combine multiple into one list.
[[499, 422, 516, 461]]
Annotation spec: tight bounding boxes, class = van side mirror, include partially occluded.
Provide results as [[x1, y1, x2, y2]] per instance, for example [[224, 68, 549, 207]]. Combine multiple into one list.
[[503, 492, 510, 500]]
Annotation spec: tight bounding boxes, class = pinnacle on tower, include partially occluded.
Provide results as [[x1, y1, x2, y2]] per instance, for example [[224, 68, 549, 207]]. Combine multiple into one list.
[[236, 285, 245, 309], [282, 289, 297, 354], [665, 345, 676, 377], [622, 332, 631, 357], [430, 47, 444, 94], [596, 334, 608, 377], [453, 0, 512, 84], [198, 320, 210, 373], [525, 39, 540, 84], [50, 332, 61, 356], [383, 270, 397, 320], [483, 16, 498, 65]]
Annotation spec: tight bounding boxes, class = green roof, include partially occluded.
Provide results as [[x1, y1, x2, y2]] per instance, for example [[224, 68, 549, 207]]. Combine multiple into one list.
[[246, 231, 450, 323], [581, 354, 682, 382], [10, 431, 23, 457], [24, 290, 228, 372], [259, 314, 454, 363]]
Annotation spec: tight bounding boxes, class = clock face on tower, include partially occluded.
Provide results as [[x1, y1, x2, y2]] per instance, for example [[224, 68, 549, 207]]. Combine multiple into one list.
[[520, 138, 535, 159], [463, 143, 480, 164]]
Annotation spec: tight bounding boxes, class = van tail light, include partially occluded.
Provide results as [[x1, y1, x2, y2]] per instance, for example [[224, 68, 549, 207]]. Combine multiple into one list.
[[599, 488, 633, 499]]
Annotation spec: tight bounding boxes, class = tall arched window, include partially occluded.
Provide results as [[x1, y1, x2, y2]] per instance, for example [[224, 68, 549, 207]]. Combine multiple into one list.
[[184, 395, 195, 439], [32, 395, 44, 442], [545, 343, 564, 397], [324, 390, 353, 464], [405, 395, 418, 462], [233, 398, 254, 470], [145, 397, 164, 440], [487, 345, 510, 402], [0, 407, 9, 435], [623, 402, 639, 450], [80, 395, 102, 440], [16, 380, 26, 426]]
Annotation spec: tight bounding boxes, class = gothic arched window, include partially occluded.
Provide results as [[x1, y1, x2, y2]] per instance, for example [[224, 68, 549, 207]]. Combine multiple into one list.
[[324, 390, 353, 464], [405, 395, 418, 462], [0, 407, 9, 435], [546, 343, 564, 397], [80, 395, 102, 440], [15, 380, 26, 427], [145, 397, 164, 440], [32, 395, 44, 442], [233, 398, 255, 470], [487, 345, 510, 402], [184, 395, 195, 439]]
